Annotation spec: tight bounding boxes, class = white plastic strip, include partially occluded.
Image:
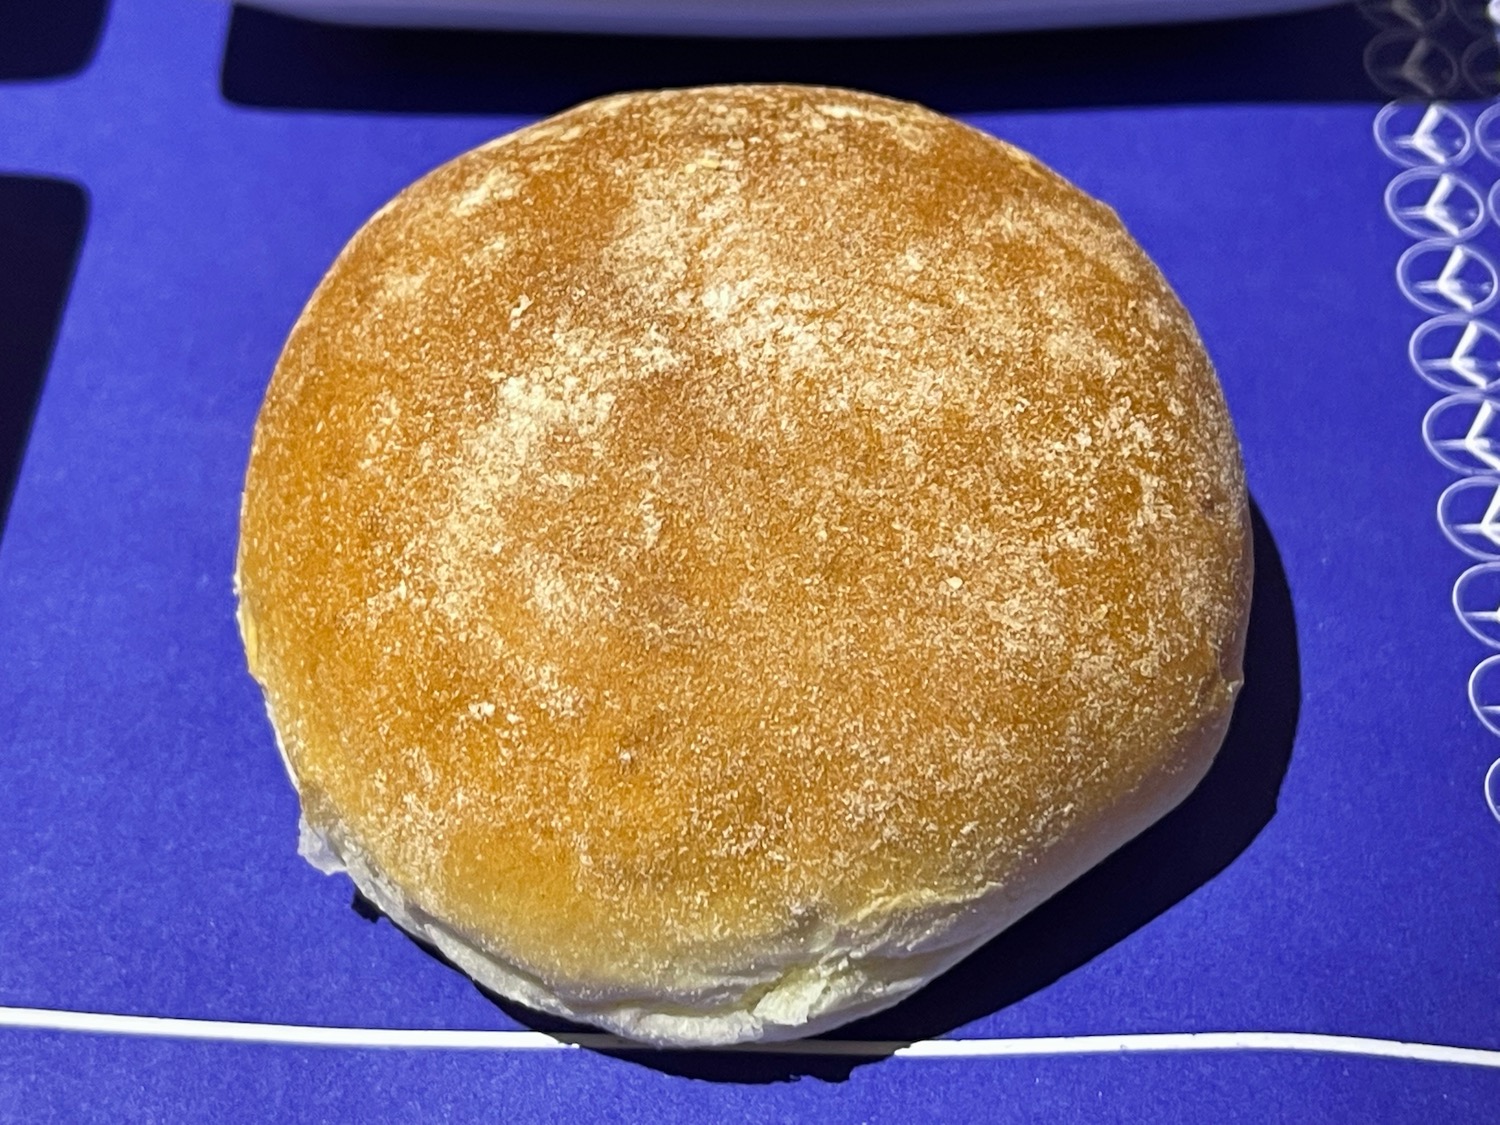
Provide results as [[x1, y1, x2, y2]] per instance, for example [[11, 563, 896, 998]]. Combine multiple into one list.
[[2, 1005, 1499, 1068]]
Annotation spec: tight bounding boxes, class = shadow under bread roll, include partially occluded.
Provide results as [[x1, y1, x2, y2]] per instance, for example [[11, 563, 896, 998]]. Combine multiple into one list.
[[235, 84, 1251, 1048]]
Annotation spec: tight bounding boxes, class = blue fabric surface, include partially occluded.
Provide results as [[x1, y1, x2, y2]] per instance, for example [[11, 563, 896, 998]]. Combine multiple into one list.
[[2, 0, 1498, 1119]]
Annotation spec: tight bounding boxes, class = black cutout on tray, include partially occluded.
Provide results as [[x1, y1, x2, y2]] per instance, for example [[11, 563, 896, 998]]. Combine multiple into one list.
[[354, 498, 1299, 1084], [0, 177, 89, 545], [222, 3, 1384, 117], [0, 0, 109, 81]]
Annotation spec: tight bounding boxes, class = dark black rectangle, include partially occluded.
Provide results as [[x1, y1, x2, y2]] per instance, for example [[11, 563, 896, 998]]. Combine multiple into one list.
[[220, 2, 1388, 117], [0, 176, 88, 543], [0, 0, 108, 81]]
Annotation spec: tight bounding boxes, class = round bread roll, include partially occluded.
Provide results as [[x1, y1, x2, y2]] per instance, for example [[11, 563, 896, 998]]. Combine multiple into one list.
[[236, 85, 1251, 1047]]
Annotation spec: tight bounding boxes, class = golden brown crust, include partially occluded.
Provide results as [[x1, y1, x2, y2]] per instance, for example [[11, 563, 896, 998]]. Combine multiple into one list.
[[236, 84, 1250, 1041]]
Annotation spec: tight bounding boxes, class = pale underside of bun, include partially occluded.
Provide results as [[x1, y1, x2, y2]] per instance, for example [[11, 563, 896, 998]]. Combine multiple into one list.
[[236, 84, 1251, 1047]]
